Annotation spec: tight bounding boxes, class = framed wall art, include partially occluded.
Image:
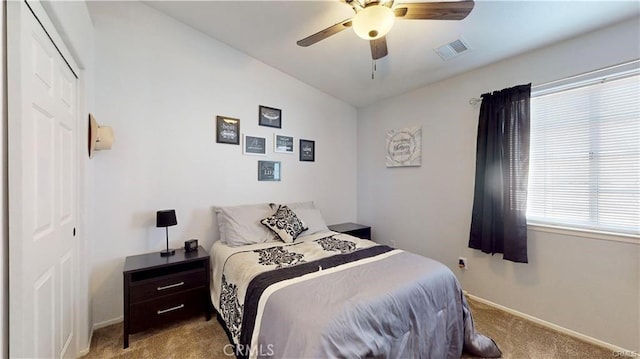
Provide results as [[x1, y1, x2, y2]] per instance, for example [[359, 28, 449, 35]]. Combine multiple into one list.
[[216, 116, 240, 145], [243, 135, 267, 156], [299, 139, 315, 162], [258, 161, 281, 181], [274, 134, 294, 153], [385, 126, 422, 167], [258, 105, 282, 128]]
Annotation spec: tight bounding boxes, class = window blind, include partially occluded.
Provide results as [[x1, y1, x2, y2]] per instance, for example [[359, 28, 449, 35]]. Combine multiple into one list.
[[528, 71, 640, 236]]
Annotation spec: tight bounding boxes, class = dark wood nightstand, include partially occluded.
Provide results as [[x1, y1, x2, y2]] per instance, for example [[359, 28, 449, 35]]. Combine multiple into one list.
[[122, 246, 212, 348], [328, 222, 372, 241]]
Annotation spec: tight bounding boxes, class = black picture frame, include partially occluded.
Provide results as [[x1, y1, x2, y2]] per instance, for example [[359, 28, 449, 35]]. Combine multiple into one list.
[[258, 161, 281, 181], [299, 139, 315, 162], [243, 135, 267, 156], [258, 105, 282, 128], [216, 116, 240, 145]]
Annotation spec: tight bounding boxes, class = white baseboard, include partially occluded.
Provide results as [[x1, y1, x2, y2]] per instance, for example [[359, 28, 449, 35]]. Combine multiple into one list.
[[77, 329, 93, 357], [77, 317, 123, 356], [465, 293, 638, 357], [93, 316, 123, 330]]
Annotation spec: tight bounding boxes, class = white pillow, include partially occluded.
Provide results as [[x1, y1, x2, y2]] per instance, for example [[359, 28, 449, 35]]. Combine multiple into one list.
[[216, 203, 277, 247], [295, 208, 329, 236]]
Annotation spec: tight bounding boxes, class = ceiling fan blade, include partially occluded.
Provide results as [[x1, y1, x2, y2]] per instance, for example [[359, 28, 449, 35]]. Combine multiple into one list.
[[297, 18, 353, 47], [370, 36, 388, 60], [394, 0, 474, 20]]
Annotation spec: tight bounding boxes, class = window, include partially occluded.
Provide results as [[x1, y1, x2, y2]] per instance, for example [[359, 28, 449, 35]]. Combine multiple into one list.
[[527, 64, 640, 237]]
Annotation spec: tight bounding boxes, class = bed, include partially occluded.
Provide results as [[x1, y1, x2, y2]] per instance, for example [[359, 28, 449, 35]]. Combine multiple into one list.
[[210, 202, 501, 359]]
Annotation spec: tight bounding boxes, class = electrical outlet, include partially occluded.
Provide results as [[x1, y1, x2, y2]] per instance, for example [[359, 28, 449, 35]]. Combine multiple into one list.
[[389, 240, 397, 248], [458, 257, 468, 270]]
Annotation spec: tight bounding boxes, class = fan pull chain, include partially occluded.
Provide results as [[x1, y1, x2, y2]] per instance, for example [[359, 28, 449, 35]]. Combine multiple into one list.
[[371, 60, 377, 80]]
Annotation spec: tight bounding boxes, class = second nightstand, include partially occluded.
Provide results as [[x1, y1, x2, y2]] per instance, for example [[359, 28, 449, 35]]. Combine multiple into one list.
[[328, 222, 372, 241]]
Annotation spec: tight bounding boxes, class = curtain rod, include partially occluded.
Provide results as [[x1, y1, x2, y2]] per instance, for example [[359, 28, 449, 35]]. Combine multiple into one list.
[[469, 97, 482, 105], [468, 59, 639, 105]]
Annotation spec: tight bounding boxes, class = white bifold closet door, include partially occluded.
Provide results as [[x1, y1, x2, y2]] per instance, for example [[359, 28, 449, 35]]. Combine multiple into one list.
[[8, 1, 81, 358]]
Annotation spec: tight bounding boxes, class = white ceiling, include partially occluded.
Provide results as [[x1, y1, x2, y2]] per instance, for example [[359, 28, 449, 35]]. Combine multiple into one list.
[[144, 0, 640, 107]]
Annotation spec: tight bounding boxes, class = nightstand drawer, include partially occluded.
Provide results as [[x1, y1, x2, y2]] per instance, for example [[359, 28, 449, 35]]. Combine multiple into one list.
[[129, 288, 206, 333], [328, 222, 372, 241], [344, 227, 371, 240], [130, 268, 206, 303]]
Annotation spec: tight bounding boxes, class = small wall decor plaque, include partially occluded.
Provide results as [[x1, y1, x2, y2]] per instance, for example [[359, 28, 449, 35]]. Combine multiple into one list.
[[274, 134, 294, 154], [216, 116, 240, 145], [385, 126, 422, 167], [299, 139, 315, 162], [259, 105, 282, 128], [258, 161, 281, 181], [243, 135, 267, 156]]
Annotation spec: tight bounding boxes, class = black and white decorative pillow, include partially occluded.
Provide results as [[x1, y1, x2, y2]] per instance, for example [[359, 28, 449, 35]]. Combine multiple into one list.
[[261, 205, 308, 243]]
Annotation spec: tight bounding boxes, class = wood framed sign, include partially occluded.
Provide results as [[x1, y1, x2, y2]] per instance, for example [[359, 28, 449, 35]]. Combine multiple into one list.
[[385, 126, 421, 167]]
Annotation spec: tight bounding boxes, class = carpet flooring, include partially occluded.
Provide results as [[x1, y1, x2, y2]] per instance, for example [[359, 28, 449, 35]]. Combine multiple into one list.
[[82, 297, 633, 358]]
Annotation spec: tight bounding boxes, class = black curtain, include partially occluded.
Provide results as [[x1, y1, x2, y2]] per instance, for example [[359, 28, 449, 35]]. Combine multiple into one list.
[[469, 84, 531, 263]]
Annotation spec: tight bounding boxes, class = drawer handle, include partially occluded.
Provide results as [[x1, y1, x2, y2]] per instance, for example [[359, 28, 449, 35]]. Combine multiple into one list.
[[157, 304, 184, 315], [157, 282, 184, 291]]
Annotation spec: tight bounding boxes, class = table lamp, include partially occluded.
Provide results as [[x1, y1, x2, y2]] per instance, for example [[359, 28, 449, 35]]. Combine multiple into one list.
[[156, 209, 177, 257]]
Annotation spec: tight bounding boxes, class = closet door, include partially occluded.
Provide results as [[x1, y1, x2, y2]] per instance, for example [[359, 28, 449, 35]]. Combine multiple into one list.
[[7, 1, 80, 358]]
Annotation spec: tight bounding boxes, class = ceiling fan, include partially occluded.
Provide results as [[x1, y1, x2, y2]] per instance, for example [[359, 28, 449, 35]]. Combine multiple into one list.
[[297, 0, 475, 61]]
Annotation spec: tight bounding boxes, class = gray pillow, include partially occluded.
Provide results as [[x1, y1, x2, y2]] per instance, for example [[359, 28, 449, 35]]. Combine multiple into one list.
[[269, 201, 315, 211], [216, 203, 277, 247], [295, 208, 329, 237]]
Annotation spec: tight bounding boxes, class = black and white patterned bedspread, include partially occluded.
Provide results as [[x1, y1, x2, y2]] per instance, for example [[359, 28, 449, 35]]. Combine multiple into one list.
[[212, 233, 501, 359], [217, 234, 378, 345]]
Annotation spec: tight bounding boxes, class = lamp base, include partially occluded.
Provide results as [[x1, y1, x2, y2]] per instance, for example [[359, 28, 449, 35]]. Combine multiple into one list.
[[160, 248, 175, 257]]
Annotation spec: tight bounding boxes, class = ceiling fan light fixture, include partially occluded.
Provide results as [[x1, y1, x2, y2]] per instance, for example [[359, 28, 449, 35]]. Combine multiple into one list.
[[352, 5, 395, 40]]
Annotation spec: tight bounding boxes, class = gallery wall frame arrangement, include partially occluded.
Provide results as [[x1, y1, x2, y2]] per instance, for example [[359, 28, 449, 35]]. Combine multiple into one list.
[[243, 135, 267, 156], [259, 105, 282, 128], [258, 160, 281, 181], [385, 126, 422, 167], [212, 104, 319, 182], [299, 139, 315, 162], [274, 134, 294, 154], [216, 116, 240, 145]]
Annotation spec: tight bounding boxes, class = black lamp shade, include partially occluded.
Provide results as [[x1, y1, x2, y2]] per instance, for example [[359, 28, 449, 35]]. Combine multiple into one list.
[[156, 209, 177, 227]]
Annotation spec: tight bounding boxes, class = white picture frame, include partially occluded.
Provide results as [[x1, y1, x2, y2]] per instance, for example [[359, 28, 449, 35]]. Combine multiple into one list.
[[274, 134, 294, 154]]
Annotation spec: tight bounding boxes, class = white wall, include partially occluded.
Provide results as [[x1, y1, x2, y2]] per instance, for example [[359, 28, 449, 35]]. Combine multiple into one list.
[[357, 17, 640, 351], [88, 1, 358, 325], [1, 2, 7, 357]]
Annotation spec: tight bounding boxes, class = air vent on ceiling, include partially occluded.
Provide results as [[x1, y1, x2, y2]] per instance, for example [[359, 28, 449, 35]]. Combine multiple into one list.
[[434, 37, 471, 61]]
